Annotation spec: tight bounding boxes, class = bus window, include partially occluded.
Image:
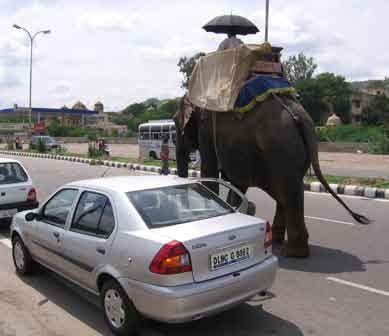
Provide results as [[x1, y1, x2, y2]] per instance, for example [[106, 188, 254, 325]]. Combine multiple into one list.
[[162, 124, 170, 132]]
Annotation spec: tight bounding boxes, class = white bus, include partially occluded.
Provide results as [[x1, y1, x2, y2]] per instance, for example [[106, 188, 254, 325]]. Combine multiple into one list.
[[138, 119, 199, 162], [138, 120, 177, 160]]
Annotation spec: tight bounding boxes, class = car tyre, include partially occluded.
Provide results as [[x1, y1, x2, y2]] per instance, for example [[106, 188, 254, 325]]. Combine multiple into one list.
[[12, 235, 34, 275], [101, 279, 140, 336]]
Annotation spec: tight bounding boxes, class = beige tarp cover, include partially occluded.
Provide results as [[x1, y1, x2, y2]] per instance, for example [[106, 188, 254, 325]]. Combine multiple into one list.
[[188, 43, 272, 112]]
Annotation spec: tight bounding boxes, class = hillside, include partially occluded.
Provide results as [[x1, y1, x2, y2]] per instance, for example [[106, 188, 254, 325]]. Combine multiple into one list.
[[111, 98, 177, 132], [351, 78, 389, 90]]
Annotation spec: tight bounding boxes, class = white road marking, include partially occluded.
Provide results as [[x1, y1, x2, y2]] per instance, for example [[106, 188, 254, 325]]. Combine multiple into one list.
[[327, 277, 389, 297], [305, 191, 389, 202], [305, 215, 356, 226], [0, 234, 11, 248]]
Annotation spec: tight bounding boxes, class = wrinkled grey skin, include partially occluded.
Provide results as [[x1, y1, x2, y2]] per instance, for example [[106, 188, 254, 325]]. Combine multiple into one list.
[[174, 95, 369, 258]]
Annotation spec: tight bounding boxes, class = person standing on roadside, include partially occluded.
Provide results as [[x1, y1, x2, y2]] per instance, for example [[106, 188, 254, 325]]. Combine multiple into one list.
[[160, 134, 170, 175]]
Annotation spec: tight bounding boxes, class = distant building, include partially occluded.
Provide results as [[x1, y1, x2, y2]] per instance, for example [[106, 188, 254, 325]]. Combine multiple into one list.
[[350, 87, 389, 124], [0, 101, 127, 135], [0, 105, 97, 128]]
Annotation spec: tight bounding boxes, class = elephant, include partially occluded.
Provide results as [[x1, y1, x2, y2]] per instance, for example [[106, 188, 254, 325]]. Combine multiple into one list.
[[174, 93, 369, 258]]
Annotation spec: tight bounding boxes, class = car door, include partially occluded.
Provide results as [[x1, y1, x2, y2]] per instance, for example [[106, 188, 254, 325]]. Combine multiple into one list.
[[197, 178, 254, 215], [62, 190, 116, 289], [30, 188, 79, 272], [0, 162, 31, 210]]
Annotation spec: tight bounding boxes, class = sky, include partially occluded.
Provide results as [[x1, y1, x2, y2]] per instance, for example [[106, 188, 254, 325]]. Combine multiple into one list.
[[0, 0, 388, 111]]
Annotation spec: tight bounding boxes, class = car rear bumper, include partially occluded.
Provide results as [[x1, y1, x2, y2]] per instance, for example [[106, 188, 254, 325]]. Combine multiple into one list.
[[0, 200, 39, 215], [119, 255, 278, 323]]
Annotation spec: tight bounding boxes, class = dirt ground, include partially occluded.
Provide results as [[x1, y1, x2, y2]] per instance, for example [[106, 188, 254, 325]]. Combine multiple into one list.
[[63, 143, 139, 159]]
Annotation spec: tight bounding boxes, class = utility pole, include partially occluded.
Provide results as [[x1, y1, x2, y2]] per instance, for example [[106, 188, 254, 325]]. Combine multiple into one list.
[[265, 0, 270, 42], [13, 24, 50, 129]]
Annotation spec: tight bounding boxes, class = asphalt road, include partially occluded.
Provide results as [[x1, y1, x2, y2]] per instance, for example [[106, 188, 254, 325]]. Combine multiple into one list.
[[0, 156, 388, 336]]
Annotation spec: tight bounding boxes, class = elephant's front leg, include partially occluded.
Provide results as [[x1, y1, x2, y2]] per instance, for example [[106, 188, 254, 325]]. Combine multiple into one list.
[[176, 136, 189, 178], [272, 202, 286, 244], [282, 182, 310, 257]]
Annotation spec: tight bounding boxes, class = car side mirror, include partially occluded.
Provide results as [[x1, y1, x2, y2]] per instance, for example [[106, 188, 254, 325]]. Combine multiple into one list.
[[25, 212, 37, 222], [247, 201, 256, 216]]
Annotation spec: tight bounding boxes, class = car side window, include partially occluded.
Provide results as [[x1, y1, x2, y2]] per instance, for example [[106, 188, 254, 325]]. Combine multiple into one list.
[[41, 189, 79, 227], [71, 191, 115, 238]]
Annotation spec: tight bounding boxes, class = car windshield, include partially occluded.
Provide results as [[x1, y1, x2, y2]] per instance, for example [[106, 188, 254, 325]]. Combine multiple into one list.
[[127, 183, 233, 228], [0, 162, 28, 184]]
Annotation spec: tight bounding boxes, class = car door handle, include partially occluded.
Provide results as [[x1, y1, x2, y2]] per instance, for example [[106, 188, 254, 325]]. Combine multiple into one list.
[[53, 232, 60, 238], [96, 247, 106, 255]]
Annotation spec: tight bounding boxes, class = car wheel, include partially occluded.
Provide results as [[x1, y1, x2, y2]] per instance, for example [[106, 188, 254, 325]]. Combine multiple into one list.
[[101, 279, 140, 336], [12, 235, 34, 275]]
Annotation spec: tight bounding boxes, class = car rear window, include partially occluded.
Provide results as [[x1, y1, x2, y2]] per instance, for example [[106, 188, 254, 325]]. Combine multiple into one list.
[[127, 183, 233, 228], [0, 162, 28, 184]]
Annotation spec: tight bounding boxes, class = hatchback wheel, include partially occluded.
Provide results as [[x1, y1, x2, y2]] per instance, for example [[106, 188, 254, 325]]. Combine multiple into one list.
[[12, 236, 34, 275], [101, 280, 140, 336]]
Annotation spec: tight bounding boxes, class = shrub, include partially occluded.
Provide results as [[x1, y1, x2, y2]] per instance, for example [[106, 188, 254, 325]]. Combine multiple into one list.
[[54, 145, 67, 155], [37, 138, 48, 153], [6, 141, 14, 150], [368, 129, 389, 154], [317, 125, 384, 143], [88, 144, 102, 158]]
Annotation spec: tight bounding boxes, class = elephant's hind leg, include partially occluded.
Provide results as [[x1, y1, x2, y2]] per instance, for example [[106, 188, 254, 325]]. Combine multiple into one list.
[[281, 182, 310, 258]]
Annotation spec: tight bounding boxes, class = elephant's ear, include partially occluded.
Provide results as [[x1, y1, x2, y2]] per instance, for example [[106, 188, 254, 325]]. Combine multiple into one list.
[[175, 95, 194, 134]]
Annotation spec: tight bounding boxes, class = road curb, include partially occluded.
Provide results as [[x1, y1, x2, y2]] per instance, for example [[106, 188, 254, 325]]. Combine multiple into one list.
[[1, 150, 388, 200]]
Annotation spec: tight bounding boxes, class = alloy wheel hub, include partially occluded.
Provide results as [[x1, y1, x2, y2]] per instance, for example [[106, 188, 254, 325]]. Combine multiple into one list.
[[104, 289, 125, 328]]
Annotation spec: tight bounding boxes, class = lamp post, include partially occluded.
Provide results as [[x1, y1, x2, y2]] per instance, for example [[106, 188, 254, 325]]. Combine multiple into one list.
[[13, 24, 50, 128], [265, 0, 270, 42]]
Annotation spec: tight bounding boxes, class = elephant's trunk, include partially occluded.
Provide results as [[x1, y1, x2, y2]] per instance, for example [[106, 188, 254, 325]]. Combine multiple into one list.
[[283, 95, 370, 225]]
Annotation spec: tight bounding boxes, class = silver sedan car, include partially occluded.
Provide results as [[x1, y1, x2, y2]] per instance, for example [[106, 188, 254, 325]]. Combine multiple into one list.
[[10, 175, 278, 335]]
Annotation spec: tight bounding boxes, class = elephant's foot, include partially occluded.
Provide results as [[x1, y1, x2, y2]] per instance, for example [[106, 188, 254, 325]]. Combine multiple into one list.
[[281, 241, 310, 258]]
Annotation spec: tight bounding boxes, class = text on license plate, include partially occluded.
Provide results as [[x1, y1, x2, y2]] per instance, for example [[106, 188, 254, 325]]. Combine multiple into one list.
[[210, 245, 252, 270]]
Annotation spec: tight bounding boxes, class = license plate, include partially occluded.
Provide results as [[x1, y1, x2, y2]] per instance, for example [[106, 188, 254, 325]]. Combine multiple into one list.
[[0, 209, 17, 219], [210, 245, 252, 270]]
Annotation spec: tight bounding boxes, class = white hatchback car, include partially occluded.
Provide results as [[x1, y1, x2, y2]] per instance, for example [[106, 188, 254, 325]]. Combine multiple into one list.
[[0, 158, 38, 222], [11, 175, 277, 335]]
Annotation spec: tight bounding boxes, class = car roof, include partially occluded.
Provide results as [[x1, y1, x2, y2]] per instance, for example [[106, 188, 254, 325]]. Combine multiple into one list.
[[67, 175, 195, 193], [0, 157, 21, 164]]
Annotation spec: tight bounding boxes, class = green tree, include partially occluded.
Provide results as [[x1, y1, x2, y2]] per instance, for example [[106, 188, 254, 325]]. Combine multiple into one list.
[[294, 73, 352, 124], [283, 52, 317, 84], [121, 103, 147, 117], [294, 78, 326, 124], [177, 52, 206, 89], [315, 73, 352, 123], [362, 94, 389, 126]]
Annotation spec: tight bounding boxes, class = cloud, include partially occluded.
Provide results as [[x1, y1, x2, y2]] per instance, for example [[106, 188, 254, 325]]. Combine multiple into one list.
[[0, 0, 387, 111]]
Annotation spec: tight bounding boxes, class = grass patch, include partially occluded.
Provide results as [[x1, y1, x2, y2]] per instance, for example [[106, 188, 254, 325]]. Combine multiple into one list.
[[305, 175, 389, 189], [317, 125, 385, 143]]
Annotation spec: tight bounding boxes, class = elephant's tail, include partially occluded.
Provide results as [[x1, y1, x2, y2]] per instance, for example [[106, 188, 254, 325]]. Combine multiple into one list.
[[277, 94, 370, 225]]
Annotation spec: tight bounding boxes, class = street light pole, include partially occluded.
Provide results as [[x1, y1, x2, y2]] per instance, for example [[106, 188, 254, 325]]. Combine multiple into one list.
[[265, 0, 270, 42], [13, 24, 50, 129]]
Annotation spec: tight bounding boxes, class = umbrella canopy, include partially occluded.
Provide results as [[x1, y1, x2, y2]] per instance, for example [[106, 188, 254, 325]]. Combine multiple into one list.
[[202, 15, 259, 36]]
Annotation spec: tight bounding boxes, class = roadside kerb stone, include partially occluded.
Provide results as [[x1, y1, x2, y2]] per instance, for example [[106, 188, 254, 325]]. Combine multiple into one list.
[[364, 187, 377, 198], [386, 189, 389, 199], [344, 185, 357, 196], [1, 149, 388, 199]]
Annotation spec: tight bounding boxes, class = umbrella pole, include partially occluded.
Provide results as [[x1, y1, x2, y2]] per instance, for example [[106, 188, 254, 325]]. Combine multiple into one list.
[[265, 0, 269, 42]]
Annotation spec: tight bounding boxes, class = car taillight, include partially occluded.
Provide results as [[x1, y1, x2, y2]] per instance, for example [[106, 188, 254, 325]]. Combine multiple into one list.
[[27, 188, 37, 202], [264, 221, 272, 249], [150, 240, 192, 275]]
